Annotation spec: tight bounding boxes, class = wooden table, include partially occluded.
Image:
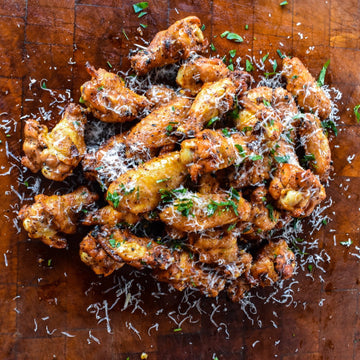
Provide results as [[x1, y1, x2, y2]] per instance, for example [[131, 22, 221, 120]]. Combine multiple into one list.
[[0, 0, 359, 359]]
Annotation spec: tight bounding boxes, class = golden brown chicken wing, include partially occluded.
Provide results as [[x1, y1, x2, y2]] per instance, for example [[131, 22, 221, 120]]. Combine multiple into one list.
[[188, 229, 239, 264], [145, 84, 177, 108], [130, 16, 208, 76], [18, 187, 98, 249], [282, 57, 331, 119], [80, 63, 150, 123], [82, 205, 139, 227], [177, 72, 248, 136], [298, 113, 331, 181], [80, 232, 124, 276], [159, 191, 251, 232], [22, 103, 87, 181], [269, 163, 326, 217], [176, 56, 230, 95], [107, 151, 187, 214], [125, 97, 192, 159]]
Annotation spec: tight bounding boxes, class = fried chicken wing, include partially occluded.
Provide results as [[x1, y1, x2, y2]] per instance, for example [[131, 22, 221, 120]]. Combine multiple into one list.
[[180, 129, 250, 181], [159, 191, 251, 232], [130, 16, 208, 76], [269, 163, 326, 217], [82, 205, 139, 227], [282, 57, 332, 119], [145, 84, 177, 108], [188, 229, 239, 264], [177, 72, 249, 136], [236, 86, 283, 141], [298, 113, 331, 181], [125, 97, 192, 158], [85, 227, 225, 297], [176, 56, 230, 95], [18, 187, 98, 248], [80, 63, 150, 123], [107, 151, 187, 214], [82, 133, 131, 188], [22, 103, 87, 181], [80, 232, 123, 276]]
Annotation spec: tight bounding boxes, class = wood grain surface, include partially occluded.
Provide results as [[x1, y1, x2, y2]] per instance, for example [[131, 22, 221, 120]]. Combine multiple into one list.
[[0, 0, 359, 359]]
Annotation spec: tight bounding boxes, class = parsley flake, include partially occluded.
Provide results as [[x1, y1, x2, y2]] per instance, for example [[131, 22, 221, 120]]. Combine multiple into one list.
[[317, 59, 330, 87], [133, 2, 148, 13]]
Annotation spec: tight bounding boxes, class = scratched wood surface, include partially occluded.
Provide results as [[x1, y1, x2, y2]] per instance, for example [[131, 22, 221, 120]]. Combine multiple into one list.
[[0, 0, 360, 359]]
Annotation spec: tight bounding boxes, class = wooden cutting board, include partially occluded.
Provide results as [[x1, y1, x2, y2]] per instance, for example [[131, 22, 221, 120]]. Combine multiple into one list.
[[0, 0, 359, 359]]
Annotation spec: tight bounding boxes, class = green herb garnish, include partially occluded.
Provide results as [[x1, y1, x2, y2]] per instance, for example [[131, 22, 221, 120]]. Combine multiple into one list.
[[133, 2, 148, 13], [317, 59, 330, 87]]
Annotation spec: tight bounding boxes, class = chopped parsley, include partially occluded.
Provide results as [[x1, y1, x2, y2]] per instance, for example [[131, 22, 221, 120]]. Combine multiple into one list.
[[109, 238, 121, 248], [79, 96, 85, 104], [275, 155, 290, 163], [227, 223, 236, 231], [174, 198, 194, 217], [41, 81, 47, 89], [276, 49, 285, 59], [221, 31, 243, 43], [354, 104, 360, 123], [263, 99, 271, 107], [235, 144, 246, 157], [140, 23, 148, 28], [138, 11, 147, 18], [266, 203, 275, 221], [307, 264, 313, 272], [159, 188, 187, 203], [201, 24, 205, 31], [262, 53, 269, 63], [228, 63, 234, 71], [242, 126, 253, 132], [221, 128, 231, 137], [280, 1, 288, 6], [173, 328, 182, 332], [246, 59, 254, 72], [248, 154, 263, 161], [340, 239, 353, 247], [207, 116, 220, 127], [106, 191, 121, 208], [107, 61, 112, 68], [210, 43, 216, 51], [133, 2, 148, 13], [321, 119, 338, 136], [245, 24, 249, 30], [317, 59, 330, 87], [229, 49, 236, 58], [24, 181, 29, 188], [156, 177, 171, 183], [122, 29, 129, 40]]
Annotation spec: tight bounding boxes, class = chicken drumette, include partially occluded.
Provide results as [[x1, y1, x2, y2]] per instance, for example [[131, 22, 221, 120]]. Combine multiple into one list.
[[80, 63, 150, 123], [22, 103, 87, 181], [19, 187, 98, 248], [130, 16, 208, 76]]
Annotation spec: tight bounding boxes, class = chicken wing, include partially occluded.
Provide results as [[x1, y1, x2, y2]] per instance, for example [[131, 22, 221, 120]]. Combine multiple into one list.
[[125, 97, 192, 159], [18, 187, 98, 249], [22, 103, 87, 181], [269, 163, 326, 217], [130, 16, 208, 76], [176, 56, 230, 95], [159, 191, 251, 232], [282, 57, 331, 119], [80, 231, 124, 276], [298, 113, 331, 182], [145, 84, 177, 108], [80, 63, 150, 123], [188, 229, 239, 264], [82, 205, 139, 227], [107, 151, 187, 214]]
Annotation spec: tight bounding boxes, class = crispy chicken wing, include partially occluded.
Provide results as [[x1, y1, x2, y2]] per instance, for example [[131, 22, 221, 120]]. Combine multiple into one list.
[[298, 113, 331, 181], [176, 56, 230, 95], [84, 227, 225, 297], [188, 229, 238, 264], [125, 97, 192, 158], [82, 205, 139, 227], [145, 84, 177, 108], [80, 63, 150, 123], [130, 16, 208, 76], [159, 191, 251, 232], [80, 232, 123, 276], [269, 163, 326, 217], [22, 103, 87, 181], [18, 187, 98, 248], [107, 151, 188, 214], [177, 72, 249, 136], [282, 57, 331, 119], [180, 129, 250, 181]]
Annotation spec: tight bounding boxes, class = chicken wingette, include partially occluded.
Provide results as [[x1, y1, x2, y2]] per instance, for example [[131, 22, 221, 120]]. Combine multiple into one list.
[[269, 163, 326, 217], [159, 191, 251, 232], [177, 72, 249, 136], [82, 227, 225, 297], [130, 16, 208, 76], [298, 113, 331, 182], [22, 103, 87, 181], [80, 63, 150, 123], [282, 56, 332, 119], [125, 97, 192, 159], [176, 56, 230, 95], [18, 187, 98, 248], [107, 151, 188, 214]]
